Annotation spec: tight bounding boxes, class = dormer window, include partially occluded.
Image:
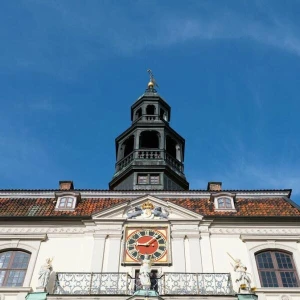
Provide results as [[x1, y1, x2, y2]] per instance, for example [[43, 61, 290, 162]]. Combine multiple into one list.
[[213, 195, 236, 211], [56, 196, 77, 210], [217, 197, 232, 209]]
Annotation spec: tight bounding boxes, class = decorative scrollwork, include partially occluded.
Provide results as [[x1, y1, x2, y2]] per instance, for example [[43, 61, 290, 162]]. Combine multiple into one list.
[[52, 272, 234, 296]]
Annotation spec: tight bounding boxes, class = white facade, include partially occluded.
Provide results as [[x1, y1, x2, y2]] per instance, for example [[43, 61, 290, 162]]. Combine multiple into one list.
[[0, 191, 299, 300]]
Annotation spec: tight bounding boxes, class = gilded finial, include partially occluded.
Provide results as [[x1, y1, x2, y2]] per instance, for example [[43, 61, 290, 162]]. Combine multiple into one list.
[[147, 69, 159, 89]]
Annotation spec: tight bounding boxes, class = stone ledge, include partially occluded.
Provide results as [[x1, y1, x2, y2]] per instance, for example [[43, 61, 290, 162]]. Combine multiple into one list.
[[256, 287, 300, 293], [0, 286, 32, 292]]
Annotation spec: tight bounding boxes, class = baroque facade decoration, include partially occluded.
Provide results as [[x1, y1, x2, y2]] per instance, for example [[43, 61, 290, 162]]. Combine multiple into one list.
[[0, 72, 299, 300]]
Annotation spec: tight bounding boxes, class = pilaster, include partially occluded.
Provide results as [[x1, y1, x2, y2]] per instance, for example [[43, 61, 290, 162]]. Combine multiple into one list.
[[187, 233, 202, 273], [106, 234, 122, 272], [200, 222, 214, 272], [90, 233, 107, 272], [171, 233, 186, 272]]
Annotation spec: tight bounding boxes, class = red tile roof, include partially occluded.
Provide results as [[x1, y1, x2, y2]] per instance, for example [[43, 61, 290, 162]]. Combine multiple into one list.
[[0, 196, 299, 218], [0, 198, 129, 217], [168, 197, 300, 217]]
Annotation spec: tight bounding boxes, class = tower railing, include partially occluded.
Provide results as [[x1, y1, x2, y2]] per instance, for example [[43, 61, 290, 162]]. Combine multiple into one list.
[[116, 150, 184, 174], [52, 272, 234, 296], [165, 153, 184, 173], [136, 149, 163, 159], [116, 152, 134, 171], [133, 115, 163, 123]]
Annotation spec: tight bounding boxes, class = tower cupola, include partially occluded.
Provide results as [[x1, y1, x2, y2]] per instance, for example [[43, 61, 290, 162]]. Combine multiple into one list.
[[109, 70, 189, 191]]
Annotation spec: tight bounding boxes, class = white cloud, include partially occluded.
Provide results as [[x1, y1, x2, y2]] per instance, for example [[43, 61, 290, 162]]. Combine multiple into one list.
[[1, 0, 300, 79]]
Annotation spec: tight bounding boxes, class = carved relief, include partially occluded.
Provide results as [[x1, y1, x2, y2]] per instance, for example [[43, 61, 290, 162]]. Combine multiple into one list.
[[126, 200, 169, 220]]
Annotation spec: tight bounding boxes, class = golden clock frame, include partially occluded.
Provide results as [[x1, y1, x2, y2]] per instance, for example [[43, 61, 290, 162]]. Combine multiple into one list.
[[122, 224, 172, 265]]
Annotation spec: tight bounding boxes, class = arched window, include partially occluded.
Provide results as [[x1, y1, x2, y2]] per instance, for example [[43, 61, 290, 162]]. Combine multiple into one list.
[[160, 108, 167, 121], [166, 136, 177, 158], [135, 108, 142, 120], [256, 250, 299, 287], [0, 250, 31, 287], [123, 135, 134, 157]]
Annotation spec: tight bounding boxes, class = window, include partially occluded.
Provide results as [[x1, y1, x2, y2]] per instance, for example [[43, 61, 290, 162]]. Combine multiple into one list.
[[0, 251, 30, 287], [137, 174, 160, 185], [150, 175, 160, 185], [256, 250, 299, 287], [214, 196, 235, 210], [217, 197, 232, 209], [138, 175, 148, 184], [56, 196, 76, 210]]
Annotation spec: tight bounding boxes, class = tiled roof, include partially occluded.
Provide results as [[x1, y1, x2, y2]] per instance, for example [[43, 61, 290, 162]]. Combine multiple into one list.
[[0, 196, 299, 218], [168, 197, 300, 217], [0, 198, 129, 217]]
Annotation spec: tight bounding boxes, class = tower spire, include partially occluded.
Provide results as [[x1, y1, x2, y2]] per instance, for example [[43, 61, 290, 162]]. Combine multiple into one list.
[[147, 69, 159, 91]]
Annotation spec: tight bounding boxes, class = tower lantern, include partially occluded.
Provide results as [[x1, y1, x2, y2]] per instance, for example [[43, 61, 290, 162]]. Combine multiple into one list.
[[109, 70, 189, 190]]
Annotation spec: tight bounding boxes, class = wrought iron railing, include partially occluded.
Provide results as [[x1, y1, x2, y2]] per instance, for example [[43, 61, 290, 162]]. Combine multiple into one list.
[[52, 272, 234, 296], [162, 273, 234, 295]]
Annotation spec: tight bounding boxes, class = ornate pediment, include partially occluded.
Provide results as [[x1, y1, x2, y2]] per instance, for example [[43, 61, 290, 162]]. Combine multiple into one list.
[[126, 200, 169, 220], [92, 195, 203, 220]]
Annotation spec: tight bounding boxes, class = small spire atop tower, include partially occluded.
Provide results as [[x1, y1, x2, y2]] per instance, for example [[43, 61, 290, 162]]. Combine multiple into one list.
[[147, 69, 159, 91]]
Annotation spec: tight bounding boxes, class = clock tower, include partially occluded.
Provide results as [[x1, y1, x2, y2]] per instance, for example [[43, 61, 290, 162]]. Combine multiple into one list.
[[109, 71, 189, 190]]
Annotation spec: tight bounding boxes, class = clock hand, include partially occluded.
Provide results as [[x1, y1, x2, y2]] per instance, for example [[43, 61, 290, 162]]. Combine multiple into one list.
[[135, 242, 150, 247], [145, 234, 159, 246]]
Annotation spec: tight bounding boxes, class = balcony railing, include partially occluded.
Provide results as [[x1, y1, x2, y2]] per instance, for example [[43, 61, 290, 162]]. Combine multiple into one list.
[[116, 150, 184, 174], [136, 150, 163, 159], [52, 272, 234, 296]]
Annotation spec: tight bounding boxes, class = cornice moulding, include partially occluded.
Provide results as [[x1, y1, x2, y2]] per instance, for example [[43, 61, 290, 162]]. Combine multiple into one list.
[[240, 234, 300, 242], [0, 234, 47, 240], [210, 228, 300, 234], [0, 190, 291, 199]]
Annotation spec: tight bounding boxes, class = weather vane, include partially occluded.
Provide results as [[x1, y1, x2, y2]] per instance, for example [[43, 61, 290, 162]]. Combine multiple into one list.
[[147, 69, 159, 88]]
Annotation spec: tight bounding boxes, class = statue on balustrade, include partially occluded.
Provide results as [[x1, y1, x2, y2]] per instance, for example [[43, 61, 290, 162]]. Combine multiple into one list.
[[139, 254, 152, 290], [38, 257, 53, 288], [227, 253, 255, 293]]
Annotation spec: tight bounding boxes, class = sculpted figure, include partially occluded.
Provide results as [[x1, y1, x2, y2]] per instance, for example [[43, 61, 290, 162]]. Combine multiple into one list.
[[127, 206, 143, 219], [227, 253, 252, 291], [152, 207, 169, 219], [139, 254, 152, 289], [38, 258, 53, 288]]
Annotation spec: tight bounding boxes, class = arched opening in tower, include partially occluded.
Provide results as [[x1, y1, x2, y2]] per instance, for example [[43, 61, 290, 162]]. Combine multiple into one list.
[[123, 135, 134, 157], [146, 105, 156, 115], [166, 136, 177, 159], [139, 131, 159, 149], [135, 108, 142, 120], [160, 108, 167, 121]]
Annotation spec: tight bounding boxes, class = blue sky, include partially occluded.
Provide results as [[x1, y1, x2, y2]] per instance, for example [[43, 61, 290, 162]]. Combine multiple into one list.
[[1, 0, 300, 204]]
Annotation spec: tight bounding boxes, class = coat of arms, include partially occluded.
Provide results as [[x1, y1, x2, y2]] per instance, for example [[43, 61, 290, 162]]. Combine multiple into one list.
[[126, 200, 169, 219]]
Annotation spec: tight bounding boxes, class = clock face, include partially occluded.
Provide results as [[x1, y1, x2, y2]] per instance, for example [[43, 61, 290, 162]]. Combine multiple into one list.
[[125, 228, 167, 262]]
